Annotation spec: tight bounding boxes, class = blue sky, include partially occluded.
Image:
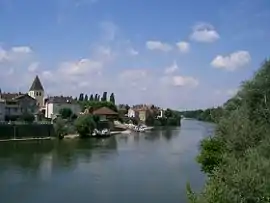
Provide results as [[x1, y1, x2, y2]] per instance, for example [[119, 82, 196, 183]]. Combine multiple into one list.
[[0, 0, 270, 109]]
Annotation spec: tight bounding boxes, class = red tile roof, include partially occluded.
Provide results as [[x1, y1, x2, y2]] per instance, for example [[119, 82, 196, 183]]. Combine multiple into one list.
[[93, 107, 118, 115]]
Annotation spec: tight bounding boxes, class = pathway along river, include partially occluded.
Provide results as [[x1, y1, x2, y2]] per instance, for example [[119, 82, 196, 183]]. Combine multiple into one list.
[[0, 120, 215, 203]]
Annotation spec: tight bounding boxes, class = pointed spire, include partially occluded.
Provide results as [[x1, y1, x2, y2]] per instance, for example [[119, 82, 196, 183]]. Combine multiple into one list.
[[29, 75, 44, 91]]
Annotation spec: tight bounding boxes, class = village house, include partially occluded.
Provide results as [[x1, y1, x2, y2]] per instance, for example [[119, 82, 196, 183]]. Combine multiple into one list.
[[127, 108, 137, 118], [92, 107, 118, 121], [0, 76, 41, 121], [44, 96, 81, 119]]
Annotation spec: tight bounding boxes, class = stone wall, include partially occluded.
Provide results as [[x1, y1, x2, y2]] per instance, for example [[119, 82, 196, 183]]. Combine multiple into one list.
[[0, 124, 55, 140]]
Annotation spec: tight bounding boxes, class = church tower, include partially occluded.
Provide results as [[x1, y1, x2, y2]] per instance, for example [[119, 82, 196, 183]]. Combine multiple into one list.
[[28, 75, 45, 107]]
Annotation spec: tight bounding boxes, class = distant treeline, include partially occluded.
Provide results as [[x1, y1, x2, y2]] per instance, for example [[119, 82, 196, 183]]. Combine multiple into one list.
[[180, 107, 224, 123]]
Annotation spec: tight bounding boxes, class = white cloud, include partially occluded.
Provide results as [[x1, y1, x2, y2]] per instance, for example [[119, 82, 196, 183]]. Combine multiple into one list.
[[190, 23, 220, 43], [165, 61, 179, 74], [119, 69, 148, 80], [11, 46, 32, 54], [161, 75, 199, 88], [59, 58, 103, 76], [128, 48, 139, 56], [172, 76, 199, 87], [99, 21, 118, 41], [176, 41, 190, 53], [0, 47, 8, 62], [211, 51, 251, 71], [0, 22, 206, 109], [0, 46, 33, 63], [146, 41, 172, 52], [28, 62, 40, 72]]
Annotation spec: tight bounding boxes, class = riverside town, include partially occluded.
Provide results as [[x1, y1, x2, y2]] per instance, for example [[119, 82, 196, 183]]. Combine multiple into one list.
[[0, 75, 181, 139], [1, 1, 269, 202]]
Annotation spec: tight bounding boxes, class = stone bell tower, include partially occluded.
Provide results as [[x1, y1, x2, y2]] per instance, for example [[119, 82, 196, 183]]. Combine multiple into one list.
[[28, 75, 45, 107]]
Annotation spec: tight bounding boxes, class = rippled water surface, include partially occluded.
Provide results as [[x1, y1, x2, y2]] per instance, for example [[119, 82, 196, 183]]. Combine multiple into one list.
[[0, 120, 215, 203]]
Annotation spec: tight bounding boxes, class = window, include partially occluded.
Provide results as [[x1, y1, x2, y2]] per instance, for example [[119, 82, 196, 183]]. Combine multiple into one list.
[[36, 92, 38, 96]]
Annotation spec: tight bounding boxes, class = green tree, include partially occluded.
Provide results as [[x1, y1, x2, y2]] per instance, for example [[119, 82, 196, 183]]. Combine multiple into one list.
[[165, 108, 173, 118], [188, 60, 270, 203], [54, 118, 67, 137], [20, 112, 35, 123], [94, 94, 98, 101], [79, 93, 84, 101], [74, 115, 96, 138], [109, 93, 115, 104], [101, 92, 107, 101], [84, 94, 88, 101], [89, 94, 94, 101], [59, 108, 73, 119]]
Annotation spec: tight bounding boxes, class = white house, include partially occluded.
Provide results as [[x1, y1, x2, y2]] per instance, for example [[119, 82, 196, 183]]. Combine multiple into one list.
[[157, 109, 165, 118], [45, 96, 81, 118], [127, 108, 136, 118]]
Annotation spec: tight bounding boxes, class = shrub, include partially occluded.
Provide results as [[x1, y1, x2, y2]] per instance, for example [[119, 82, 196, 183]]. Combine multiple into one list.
[[74, 115, 96, 138]]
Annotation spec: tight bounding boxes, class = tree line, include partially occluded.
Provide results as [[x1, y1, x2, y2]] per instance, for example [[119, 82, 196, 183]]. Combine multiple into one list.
[[187, 59, 270, 202], [76, 92, 115, 104], [180, 107, 224, 123]]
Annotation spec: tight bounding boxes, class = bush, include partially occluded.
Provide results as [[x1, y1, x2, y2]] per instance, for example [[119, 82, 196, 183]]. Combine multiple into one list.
[[74, 115, 96, 138], [54, 118, 67, 137], [59, 108, 73, 119], [20, 113, 35, 123]]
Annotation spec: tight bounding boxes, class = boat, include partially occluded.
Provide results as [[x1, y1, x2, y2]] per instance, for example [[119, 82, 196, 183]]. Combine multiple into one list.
[[92, 128, 111, 138], [133, 124, 154, 132]]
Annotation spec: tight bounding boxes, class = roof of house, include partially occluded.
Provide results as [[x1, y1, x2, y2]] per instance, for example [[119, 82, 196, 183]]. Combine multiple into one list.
[[29, 75, 44, 91], [93, 107, 118, 115], [46, 96, 77, 104], [0, 92, 25, 100]]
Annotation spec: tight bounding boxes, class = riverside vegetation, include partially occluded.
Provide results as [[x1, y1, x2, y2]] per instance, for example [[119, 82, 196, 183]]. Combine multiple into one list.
[[187, 59, 270, 202], [54, 92, 181, 138]]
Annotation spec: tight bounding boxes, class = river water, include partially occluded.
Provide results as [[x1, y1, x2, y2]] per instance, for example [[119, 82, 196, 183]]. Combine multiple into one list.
[[0, 120, 215, 203]]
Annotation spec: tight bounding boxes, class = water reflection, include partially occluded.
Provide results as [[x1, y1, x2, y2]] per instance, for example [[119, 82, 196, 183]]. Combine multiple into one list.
[[0, 121, 215, 203], [0, 137, 118, 174]]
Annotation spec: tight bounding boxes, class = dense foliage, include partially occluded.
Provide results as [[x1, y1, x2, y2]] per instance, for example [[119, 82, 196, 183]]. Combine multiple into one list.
[[74, 115, 97, 138], [188, 60, 270, 203], [59, 108, 73, 119], [145, 108, 181, 126], [181, 107, 224, 123], [19, 112, 35, 123], [54, 118, 67, 137], [76, 92, 117, 112]]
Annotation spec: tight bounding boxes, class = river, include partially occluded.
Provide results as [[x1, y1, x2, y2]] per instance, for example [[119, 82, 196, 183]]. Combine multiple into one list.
[[0, 120, 215, 203]]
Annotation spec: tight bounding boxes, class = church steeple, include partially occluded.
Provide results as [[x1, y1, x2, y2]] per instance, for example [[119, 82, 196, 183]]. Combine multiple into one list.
[[29, 75, 44, 91], [28, 75, 45, 107]]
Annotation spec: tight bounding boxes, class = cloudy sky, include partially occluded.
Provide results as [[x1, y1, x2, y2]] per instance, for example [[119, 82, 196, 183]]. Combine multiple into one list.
[[0, 0, 269, 110]]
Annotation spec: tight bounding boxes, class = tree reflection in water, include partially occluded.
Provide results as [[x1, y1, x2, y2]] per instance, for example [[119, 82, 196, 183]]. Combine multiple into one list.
[[0, 137, 118, 175]]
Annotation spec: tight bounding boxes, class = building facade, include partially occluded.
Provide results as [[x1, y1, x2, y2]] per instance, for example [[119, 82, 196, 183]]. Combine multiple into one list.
[[0, 93, 38, 120], [127, 108, 136, 118], [45, 96, 81, 118]]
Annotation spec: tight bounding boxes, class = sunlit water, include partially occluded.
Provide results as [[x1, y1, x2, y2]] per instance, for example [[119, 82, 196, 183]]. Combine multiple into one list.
[[0, 120, 215, 203]]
